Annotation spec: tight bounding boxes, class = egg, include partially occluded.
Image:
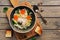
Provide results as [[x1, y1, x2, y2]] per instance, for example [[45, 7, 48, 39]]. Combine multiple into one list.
[[18, 18, 27, 26]]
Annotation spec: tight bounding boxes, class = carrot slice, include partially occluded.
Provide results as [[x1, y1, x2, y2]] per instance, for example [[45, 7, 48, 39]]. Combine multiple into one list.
[[20, 9, 25, 15], [14, 15, 18, 21], [26, 15, 31, 20]]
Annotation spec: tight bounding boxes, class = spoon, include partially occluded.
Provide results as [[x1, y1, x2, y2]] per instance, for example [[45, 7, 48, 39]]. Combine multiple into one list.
[[33, 5, 47, 24]]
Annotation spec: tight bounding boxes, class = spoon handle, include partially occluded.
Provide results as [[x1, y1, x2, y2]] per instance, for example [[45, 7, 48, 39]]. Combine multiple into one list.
[[37, 12, 47, 24]]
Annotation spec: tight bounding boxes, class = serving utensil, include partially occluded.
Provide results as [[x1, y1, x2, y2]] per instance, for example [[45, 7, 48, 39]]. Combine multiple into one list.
[[33, 5, 47, 24]]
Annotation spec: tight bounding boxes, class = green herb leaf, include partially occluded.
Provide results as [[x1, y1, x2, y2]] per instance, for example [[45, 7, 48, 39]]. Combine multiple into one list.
[[12, 20, 15, 25], [27, 9, 30, 15], [15, 9, 19, 14], [3, 7, 8, 13], [31, 37, 36, 40]]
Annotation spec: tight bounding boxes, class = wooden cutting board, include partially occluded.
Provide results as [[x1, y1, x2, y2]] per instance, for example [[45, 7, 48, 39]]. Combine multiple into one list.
[[6, 0, 42, 40], [6, 8, 42, 40], [6, 7, 42, 40]]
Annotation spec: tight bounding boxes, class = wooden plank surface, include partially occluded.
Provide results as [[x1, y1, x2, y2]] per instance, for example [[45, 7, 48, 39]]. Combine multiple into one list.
[[36, 30, 60, 40], [0, 18, 8, 23], [1, 0, 60, 5], [0, 6, 60, 17], [0, 30, 16, 40], [42, 0, 60, 5], [39, 6, 60, 17], [0, 23, 11, 29], [0, 18, 60, 29], [0, 30, 60, 40], [0, 0, 42, 5], [0, 0, 60, 40], [39, 18, 60, 29], [0, 6, 11, 17]]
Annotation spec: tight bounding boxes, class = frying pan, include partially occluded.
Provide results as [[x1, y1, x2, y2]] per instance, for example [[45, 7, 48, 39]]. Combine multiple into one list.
[[9, 6, 36, 33]]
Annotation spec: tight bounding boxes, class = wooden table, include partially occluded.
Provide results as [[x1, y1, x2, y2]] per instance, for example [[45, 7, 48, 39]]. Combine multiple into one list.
[[0, 0, 60, 40]]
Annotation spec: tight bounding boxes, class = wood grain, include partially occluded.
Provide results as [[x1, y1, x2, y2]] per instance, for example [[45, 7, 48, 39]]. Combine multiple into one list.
[[0, 30, 16, 40], [1, 0, 60, 5], [39, 6, 60, 17], [0, 6, 60, 17], [42, 0, 60, 5], [0, 30, 60, 40], [0, 0, 42, 5], [0, 23, 11, 29], [0, 0, 60, 40], [36, 30, 60, 40], [0, 18, 60, 29]]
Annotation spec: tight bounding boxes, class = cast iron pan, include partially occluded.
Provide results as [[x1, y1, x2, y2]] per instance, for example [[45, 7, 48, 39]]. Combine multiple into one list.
[[9, 6, 36, 33]]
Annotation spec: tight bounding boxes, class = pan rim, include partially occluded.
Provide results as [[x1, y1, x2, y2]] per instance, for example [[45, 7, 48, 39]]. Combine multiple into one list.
[[9, 6, 36, 33]]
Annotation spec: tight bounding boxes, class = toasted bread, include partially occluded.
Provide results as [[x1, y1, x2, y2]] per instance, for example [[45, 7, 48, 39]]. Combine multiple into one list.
[[35, 26, 42, 35], [5, 30, 12, 37]]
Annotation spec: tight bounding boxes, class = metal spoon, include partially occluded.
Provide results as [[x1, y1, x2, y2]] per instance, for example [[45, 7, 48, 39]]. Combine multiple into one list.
[[33, 5, 47, 24]]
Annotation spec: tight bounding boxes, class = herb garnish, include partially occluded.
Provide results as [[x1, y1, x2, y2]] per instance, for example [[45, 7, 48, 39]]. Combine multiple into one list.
[[3, 7, 8, 13]]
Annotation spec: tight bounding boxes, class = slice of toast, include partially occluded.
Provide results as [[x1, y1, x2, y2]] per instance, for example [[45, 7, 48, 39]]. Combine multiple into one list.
[[5, 30, 12, 37], [35, 26, 42, 35]]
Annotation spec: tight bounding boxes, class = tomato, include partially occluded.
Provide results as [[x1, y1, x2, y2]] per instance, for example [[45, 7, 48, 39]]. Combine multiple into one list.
[[14, 15, 18, 21], [26, 15, 31, 20], [20, 9, 25, 14]]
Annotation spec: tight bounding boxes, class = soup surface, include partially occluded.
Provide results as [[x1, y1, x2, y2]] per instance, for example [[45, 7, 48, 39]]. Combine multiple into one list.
[[12, 8, 33, 29]]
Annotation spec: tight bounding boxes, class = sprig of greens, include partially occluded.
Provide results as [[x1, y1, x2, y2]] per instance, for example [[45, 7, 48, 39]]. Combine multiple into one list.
[[15, 9, 19, 14], [3, 7, 8, 13], [31, 37, 36, 40]]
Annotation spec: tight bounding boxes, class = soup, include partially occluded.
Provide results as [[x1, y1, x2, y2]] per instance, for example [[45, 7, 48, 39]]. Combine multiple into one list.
[[12, 9, 33, 29]]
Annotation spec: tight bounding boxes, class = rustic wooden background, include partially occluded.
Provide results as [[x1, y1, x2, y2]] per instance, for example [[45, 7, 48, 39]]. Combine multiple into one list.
[[0, 0, 60, 40]]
